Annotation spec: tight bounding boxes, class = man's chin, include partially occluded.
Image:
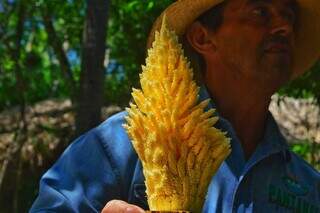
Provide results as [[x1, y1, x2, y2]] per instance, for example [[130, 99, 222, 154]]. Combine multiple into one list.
[[262, 54, 293, 74], [255, 67, 292, 94]]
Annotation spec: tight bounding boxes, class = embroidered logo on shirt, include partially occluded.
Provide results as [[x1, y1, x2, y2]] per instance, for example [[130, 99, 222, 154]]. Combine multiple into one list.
[[282, 176, 308, 196], [268, 184, 319, 213]]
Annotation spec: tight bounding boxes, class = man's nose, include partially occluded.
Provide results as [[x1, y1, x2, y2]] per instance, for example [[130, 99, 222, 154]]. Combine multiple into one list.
[[270, 15, 294, 37]]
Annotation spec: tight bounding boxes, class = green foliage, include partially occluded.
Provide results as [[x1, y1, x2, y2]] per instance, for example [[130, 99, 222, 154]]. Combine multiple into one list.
[[278, 61, 320, 100], [0, 0, 84, 111], [0, 0, 175, 109], [105, 0, 173, 106], [290, 140, 320, 171], [291, 141, 311, 158]]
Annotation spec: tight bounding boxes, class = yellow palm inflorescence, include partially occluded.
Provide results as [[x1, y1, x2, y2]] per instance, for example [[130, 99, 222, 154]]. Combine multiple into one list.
[[123, 16, 231, 213]]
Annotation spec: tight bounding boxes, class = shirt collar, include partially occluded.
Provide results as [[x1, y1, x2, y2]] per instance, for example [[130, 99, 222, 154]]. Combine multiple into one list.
[[198, 84, 290, 176]]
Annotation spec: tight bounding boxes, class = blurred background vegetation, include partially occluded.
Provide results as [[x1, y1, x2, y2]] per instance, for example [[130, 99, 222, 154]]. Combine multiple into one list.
[[0, 0, 319, 212]]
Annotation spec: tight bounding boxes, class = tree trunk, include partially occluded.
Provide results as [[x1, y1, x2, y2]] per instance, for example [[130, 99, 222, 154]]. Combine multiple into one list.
[[75, 0, 109, 136], [1, 0, 28, 212]]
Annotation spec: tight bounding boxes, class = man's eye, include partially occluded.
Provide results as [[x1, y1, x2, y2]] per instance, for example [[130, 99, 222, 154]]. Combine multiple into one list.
[[252, 7, 269, 18], [283, 10, 296, 24]]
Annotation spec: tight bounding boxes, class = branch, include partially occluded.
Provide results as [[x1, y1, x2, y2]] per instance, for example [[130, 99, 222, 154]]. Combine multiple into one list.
[[0, 0, 28, 199], [41, 7, 77, 101]]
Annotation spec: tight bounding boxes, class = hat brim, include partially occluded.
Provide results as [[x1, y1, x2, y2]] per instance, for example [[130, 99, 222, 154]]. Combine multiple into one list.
[[147, 0, 320, 78]]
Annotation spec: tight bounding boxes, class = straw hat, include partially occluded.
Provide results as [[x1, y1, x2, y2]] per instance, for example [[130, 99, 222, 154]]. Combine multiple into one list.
[[147, 0, 320, 78]]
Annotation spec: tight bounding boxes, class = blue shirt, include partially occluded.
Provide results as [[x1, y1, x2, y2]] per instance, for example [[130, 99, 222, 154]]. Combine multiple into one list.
[[30, 86, 320, 213]]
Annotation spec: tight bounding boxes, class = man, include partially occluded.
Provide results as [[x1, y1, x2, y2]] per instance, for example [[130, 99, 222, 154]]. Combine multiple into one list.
[[30, 0, 320, 212]]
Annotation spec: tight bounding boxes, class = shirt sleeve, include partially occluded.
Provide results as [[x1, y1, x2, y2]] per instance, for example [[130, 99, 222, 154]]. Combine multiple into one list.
[[29, 129, 122, 213]]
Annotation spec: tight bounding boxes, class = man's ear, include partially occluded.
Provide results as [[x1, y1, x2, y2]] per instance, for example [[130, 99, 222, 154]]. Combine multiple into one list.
[[185, 21, 217, 55]]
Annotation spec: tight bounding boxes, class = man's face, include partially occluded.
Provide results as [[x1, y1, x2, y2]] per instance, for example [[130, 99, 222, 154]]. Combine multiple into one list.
[[211, 0, 298, 90]]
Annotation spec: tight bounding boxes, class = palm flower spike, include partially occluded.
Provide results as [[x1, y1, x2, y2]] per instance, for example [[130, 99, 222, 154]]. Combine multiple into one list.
[[123, 15, 231, 213]]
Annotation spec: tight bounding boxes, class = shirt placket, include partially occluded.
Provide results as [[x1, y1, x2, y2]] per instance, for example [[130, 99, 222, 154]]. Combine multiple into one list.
[[224, 117, 288, 212]]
